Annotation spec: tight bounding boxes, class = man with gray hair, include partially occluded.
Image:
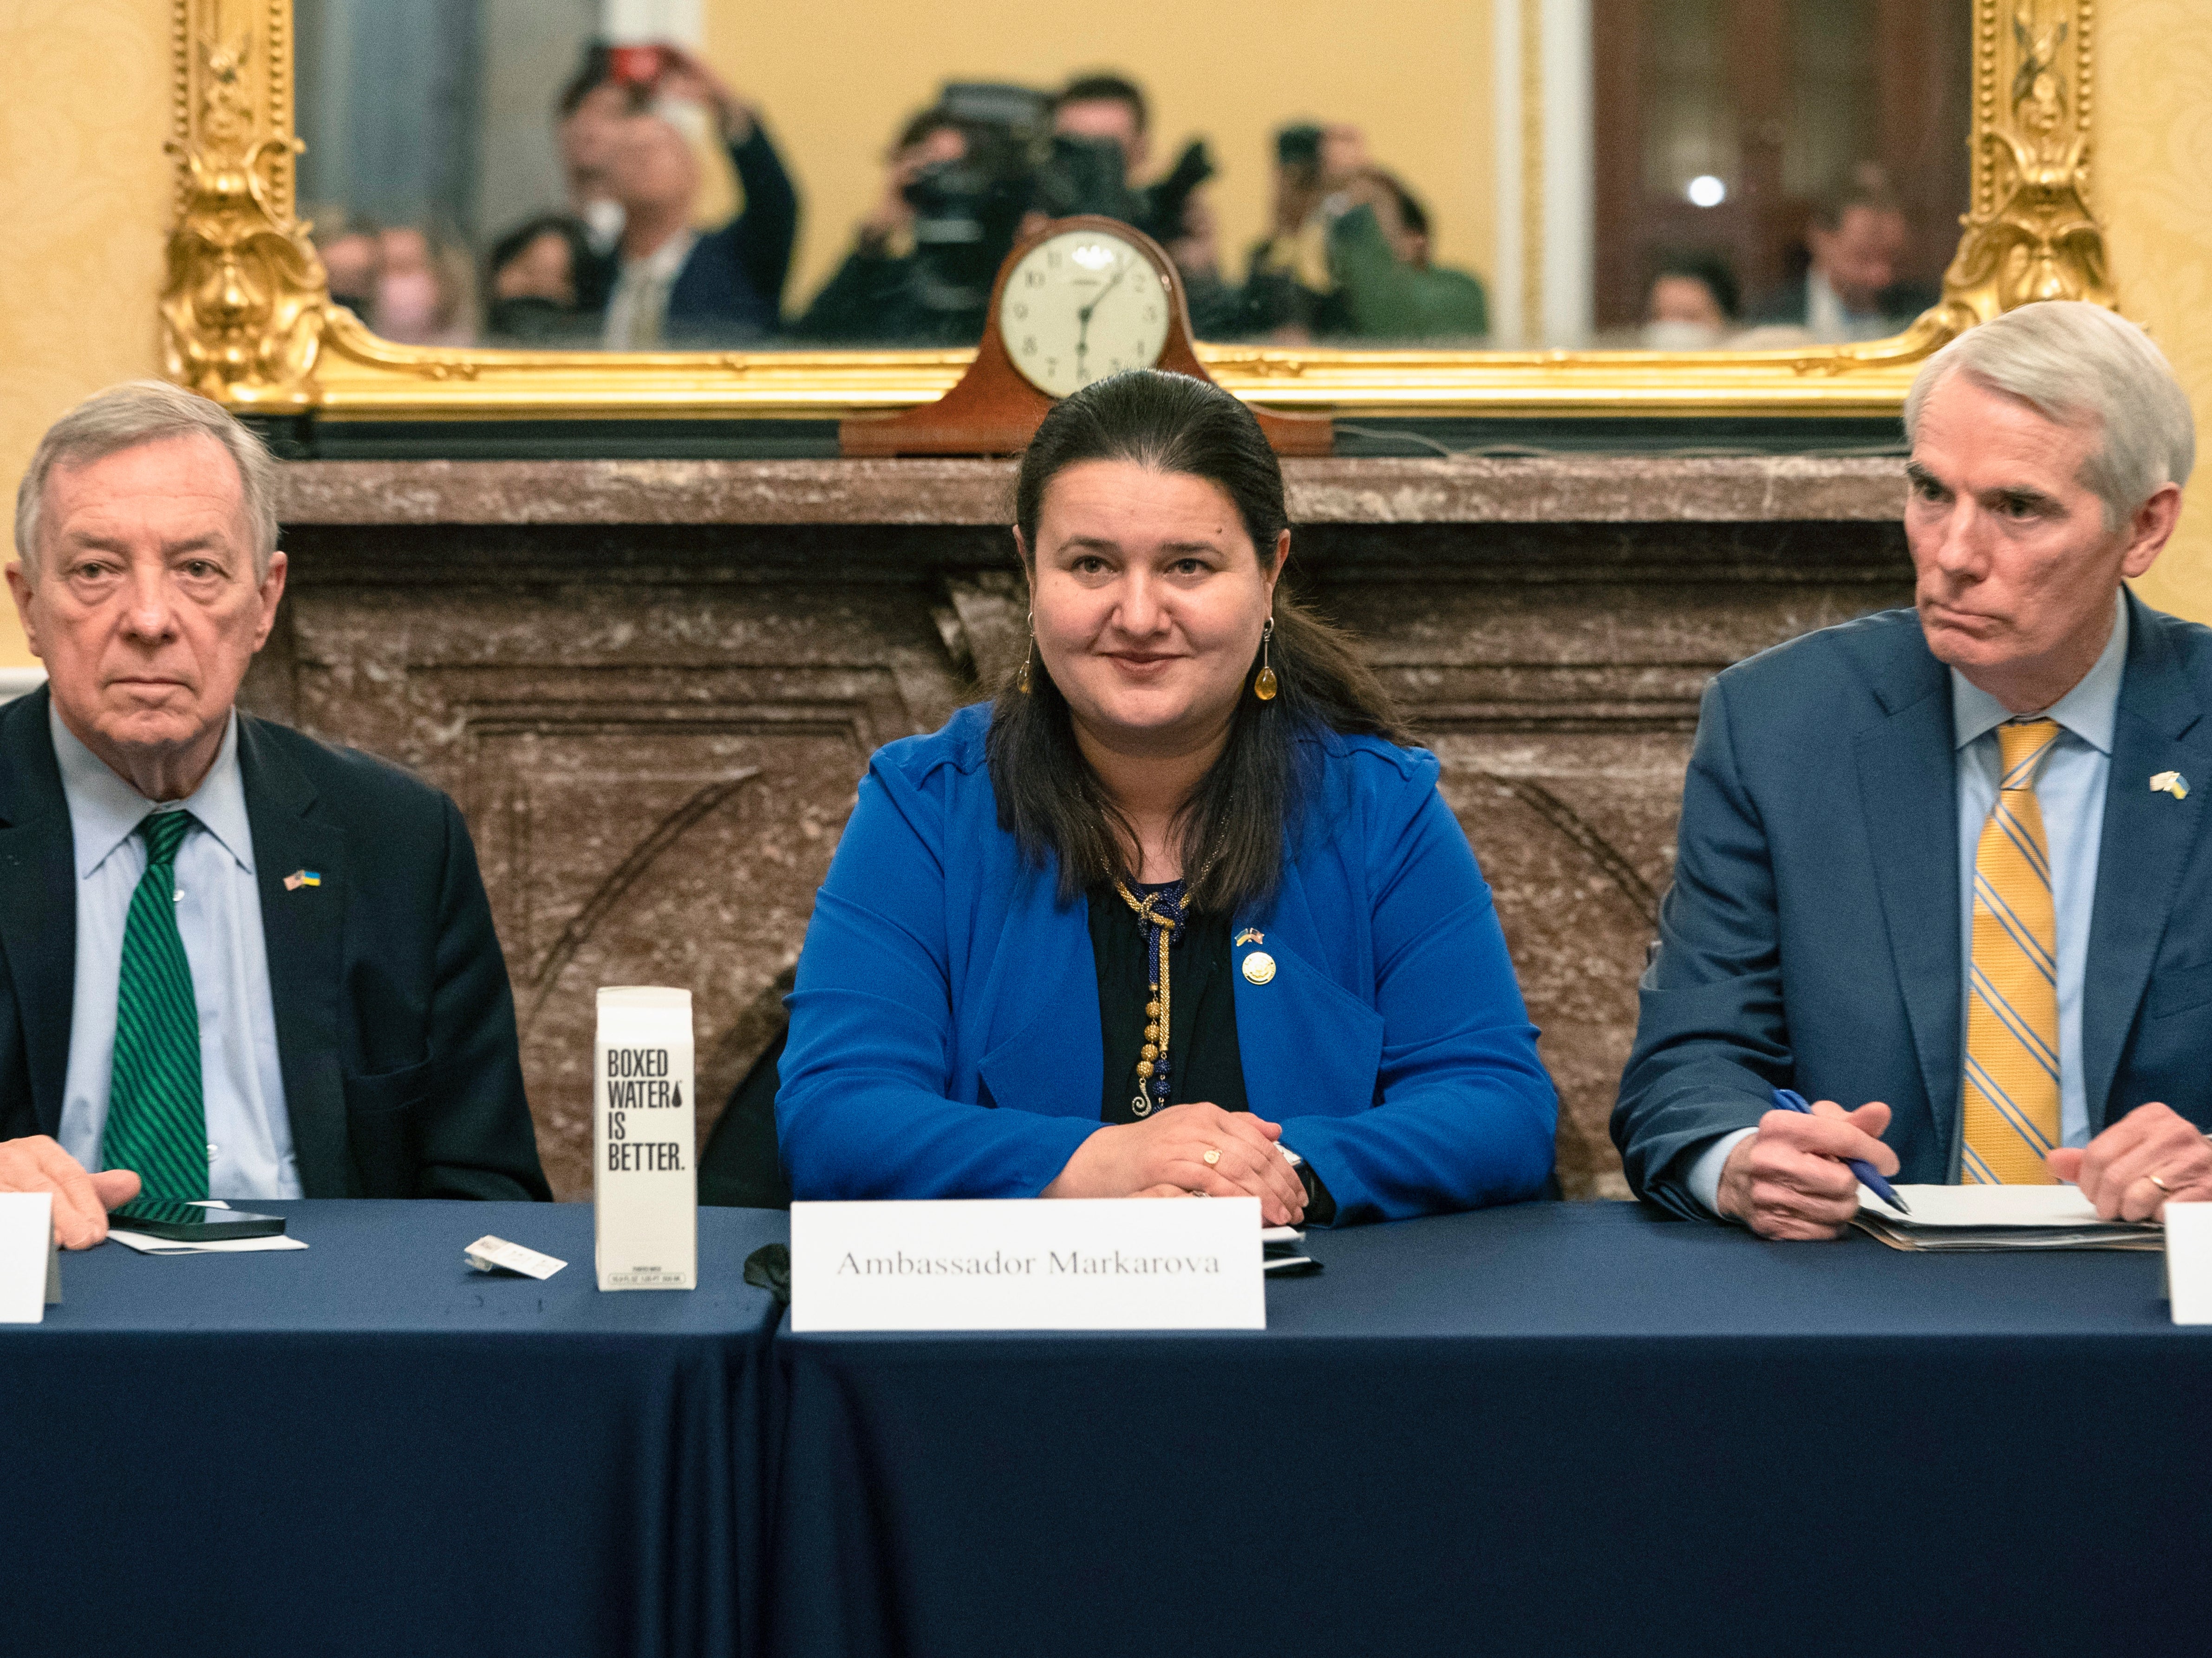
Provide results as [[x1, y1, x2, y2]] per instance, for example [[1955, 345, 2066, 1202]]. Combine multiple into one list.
[[1, 381, 547, 1247], [1613, 300, 2212, 1235]]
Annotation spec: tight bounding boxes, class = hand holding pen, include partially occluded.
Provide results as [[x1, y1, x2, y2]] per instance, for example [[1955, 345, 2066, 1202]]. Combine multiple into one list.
[[1769, 1088, 1910, 1213], [1714, 1091, 1905, 1241]]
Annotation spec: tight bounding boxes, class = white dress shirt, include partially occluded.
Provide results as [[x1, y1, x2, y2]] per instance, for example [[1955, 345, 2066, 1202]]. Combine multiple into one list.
[[52, 704, 302, 1199], [1686, 592, 2129, 1214], [602, 228, 698, 349], [1804, 270, 1894, 345]]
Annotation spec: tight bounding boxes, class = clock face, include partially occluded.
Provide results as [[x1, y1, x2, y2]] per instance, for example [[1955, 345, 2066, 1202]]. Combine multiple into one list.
[[998, 228, 1175, 399]]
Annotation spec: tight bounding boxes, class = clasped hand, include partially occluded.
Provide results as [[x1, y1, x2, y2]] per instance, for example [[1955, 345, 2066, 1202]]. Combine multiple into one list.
[[1044, 1103, 1307, 1226], [0, 1135, 141, 1249]]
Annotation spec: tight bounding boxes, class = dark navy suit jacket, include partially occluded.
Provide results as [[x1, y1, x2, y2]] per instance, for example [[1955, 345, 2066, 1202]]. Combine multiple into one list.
[[1614, 594, 2212, 1218], [664, 126, 798, 344], [776, 704, 1558, 1224], [0, 689, 549, 1202]]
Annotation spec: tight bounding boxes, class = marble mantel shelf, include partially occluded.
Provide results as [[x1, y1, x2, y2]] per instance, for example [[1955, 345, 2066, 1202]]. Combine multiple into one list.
[[274, 455, 1905, 528]]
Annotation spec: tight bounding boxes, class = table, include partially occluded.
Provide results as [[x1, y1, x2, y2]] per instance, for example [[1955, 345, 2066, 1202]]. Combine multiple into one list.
[[770, 1200, 2212, 1658], [1, 1200, 787, 1658]]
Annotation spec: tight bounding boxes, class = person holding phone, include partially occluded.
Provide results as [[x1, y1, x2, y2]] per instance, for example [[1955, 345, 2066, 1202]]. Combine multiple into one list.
[[599, 44, 799, 347]]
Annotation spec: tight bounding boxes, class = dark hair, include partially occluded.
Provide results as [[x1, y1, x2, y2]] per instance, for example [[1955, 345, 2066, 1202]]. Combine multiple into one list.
[[895, 106, 970, 154], [1650, 249, 1740, 319], [989, 371, 1408, 914], [488, 214, 587, 284], [1371, 171, 1430, 241], [1810, 171, 1904, 233], [1056, 72, 1149, 136], [555, 44, 647, 119]]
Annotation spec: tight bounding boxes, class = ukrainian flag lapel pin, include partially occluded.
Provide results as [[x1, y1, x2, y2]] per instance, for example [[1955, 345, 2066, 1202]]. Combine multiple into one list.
[[2151, 771, 2190, 800], [1233, 929, 1264, 947], [284, 869, 323, 891]]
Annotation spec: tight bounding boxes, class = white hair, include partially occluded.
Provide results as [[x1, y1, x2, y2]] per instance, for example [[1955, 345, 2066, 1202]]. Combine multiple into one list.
[[1904, 300, 2196, 529], [12, 380, 279, 584]]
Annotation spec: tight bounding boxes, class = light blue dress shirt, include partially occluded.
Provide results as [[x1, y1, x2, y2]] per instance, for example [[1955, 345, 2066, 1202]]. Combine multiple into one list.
[[1686, 592, 2128, 1213], [52, 704, 302, 1200]]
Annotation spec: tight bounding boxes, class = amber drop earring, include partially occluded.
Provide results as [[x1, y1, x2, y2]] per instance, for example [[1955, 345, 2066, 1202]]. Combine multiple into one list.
[[1018, 612, 1035, 695], [1252, 616, 1278, 701]]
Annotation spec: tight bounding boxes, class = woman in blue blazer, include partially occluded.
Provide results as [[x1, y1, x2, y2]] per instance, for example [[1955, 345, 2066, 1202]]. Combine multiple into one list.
[[778, 370, 1556, 1224]]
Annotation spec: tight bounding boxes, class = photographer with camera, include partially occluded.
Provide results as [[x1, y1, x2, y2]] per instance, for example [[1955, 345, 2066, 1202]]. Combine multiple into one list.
[[1038, 73, 1240, 336], [790, 107, 1028, 345], [1244, 124, 1488, 342]]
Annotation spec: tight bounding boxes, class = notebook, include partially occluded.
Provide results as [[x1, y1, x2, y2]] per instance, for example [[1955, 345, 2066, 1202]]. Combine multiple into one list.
[[1853, 1184, 2162, 1251]]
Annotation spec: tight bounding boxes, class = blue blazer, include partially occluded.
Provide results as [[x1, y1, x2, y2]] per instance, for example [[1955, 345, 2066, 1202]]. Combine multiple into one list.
[[1614, 594, 2212, 1218], [777, 705, 1557, 1223]]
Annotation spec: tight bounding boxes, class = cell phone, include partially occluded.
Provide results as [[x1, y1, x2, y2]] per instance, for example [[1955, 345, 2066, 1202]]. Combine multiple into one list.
[[106, 1198, 287, 1242], [606, 44, 667, 86]]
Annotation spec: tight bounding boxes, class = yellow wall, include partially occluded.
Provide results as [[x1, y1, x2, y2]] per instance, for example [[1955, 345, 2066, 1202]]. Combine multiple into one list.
[[705, 0, 1498, 320], [2101, 0, 2212, 623], [0, 0, 173, 668], [5, 0, 2212, 674]]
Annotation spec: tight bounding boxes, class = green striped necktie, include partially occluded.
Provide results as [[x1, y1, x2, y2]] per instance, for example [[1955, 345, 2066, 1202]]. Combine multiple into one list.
[[101, 808, 209, 1199]]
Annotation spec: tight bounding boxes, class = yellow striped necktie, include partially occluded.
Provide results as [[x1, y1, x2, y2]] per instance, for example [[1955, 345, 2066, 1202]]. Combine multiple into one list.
[[1962, 719, 2062, 1184]]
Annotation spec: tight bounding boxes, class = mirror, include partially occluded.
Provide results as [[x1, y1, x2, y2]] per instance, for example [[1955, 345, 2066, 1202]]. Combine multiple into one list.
[[288, 0, 1967, 357], [163, 0, 2109, 421]]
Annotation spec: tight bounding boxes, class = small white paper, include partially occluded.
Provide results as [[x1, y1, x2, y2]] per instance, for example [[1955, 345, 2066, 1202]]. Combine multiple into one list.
[[594, 987, 698, 1291], [1860, 1185, 2114, 1227], [0, 1193, 57, 1321], [105, 1230, 308, 1255], [2165, 1203, 2212, 1324], [465, 1235, 568, 1280], [790, 1198, 1266, 1333]]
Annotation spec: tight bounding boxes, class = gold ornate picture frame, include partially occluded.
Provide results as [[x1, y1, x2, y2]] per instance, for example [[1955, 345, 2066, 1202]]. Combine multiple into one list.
[[163, 0, 2111, 424]]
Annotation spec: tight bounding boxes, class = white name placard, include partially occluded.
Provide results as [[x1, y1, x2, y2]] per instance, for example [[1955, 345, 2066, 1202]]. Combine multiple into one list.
[[0, 1193, 60, 1324], [594, 986, 697, 1291], [789, 1198, 1266, 1332], [2166, 1202, 2212, 1324]]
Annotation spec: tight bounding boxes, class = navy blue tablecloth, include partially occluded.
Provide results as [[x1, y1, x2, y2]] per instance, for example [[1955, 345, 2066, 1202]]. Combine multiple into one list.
[[771, 1201, 2212, 1658], [0, 1200, 788, 1658]]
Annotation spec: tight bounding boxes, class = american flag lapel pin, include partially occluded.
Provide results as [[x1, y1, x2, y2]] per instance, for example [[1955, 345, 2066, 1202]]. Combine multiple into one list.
[[284, 869, 323, 891], [2151, 771, 2190, 800], [1233, 929, 1264, 947]]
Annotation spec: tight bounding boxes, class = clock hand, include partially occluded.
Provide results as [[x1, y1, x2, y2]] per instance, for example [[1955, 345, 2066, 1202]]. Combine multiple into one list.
[[1073, 264, 1132, 380], [1077, 265, 1130, 327]]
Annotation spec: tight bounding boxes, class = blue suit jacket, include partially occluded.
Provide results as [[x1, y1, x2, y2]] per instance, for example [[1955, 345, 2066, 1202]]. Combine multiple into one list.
[[777, 705, 1557, 1223], [1614, 594, 2212, 1218]]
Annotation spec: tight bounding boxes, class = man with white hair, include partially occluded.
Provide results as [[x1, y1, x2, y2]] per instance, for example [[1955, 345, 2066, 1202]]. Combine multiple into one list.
[[1614, 300, 2212, 1235], [1, 381, 548, 1248]]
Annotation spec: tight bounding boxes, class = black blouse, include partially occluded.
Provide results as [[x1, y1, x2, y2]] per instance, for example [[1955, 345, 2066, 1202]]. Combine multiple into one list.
[[1087, 883, 1335, 1222]]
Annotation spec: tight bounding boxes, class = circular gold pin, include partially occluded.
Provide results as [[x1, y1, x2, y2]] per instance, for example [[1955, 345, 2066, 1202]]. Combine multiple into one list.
[[1241, 950, 1277, 985]]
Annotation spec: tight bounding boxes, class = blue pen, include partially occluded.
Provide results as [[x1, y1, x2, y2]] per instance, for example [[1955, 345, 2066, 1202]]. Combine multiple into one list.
[[1772, 1087, 1911, 1214]]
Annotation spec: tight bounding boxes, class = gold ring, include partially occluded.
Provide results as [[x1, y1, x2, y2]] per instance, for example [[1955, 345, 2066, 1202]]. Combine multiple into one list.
[[2150, 1172, 2174, 1193], [1202, 1148, 1221, 1166]]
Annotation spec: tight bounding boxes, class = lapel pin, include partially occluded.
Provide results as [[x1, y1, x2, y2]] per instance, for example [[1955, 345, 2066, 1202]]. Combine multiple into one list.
[[2151, 771, 2190, 800], [1241, 950, 1277, 986], [283, 869, 323, 891], [1233, 929, 1264, 947]]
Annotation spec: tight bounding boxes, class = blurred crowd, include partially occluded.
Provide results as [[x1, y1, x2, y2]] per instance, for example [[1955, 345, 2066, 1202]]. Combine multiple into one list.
[[1634, 171, 1938, 351], [312, 44, 1933, 354], [310, 46, 1492, 351]]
